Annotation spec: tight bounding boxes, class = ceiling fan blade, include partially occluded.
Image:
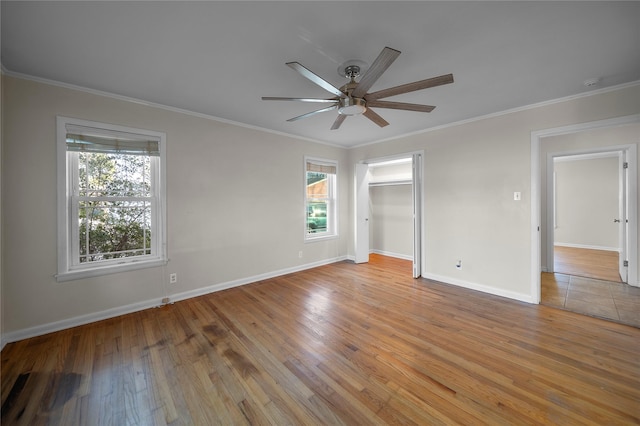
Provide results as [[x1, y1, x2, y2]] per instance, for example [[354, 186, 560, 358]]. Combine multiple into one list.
[[363, 108, 389, 128], [262, 97, 338, 103], [351, 47, 401, 99], [366, 73, 454, 100], [286, 105, 338, 122], [286, 62, 346, 98], [366, 100, 435, 113], [331, 114, 347, 130]]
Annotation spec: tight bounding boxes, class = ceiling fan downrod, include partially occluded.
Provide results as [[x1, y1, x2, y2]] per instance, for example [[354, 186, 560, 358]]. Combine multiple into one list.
[[343, 65, 361, 80], [339, 64, 367, 115]]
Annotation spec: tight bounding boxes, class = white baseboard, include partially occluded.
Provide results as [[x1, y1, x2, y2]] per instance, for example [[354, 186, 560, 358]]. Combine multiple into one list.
[[421, 272, 535, 304], [1, 256, 348, 348], [370, 249, 413, 261], [343, 253, 535, 303], [1, 297, 165, 350], [167, 256, 348, 304], [554, 242, 620, 252]]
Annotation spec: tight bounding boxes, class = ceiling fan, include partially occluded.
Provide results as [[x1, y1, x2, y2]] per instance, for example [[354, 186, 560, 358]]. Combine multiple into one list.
[[262, 47, 453, 130]]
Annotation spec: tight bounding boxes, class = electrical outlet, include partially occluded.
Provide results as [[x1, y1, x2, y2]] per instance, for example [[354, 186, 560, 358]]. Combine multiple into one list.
[[455, 260, 462, 270], [169, 273, 177, 284], [298, 251, 303, 258]]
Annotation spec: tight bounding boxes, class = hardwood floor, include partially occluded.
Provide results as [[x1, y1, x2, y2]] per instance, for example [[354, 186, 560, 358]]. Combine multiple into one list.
[[553, 245, 621, 282], [3, 254, 639, 425]]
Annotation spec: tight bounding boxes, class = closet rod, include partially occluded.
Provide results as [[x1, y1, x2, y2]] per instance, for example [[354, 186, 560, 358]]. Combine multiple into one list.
[[369, 180, 412, 187]]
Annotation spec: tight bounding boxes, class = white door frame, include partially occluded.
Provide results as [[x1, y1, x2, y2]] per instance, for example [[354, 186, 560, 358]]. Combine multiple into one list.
[[354, 163, 370, 264], [619, 149, 630, 282], [412, 153, 423, 278], [531, 114, 640, 303], [354, 151, 425, 275]]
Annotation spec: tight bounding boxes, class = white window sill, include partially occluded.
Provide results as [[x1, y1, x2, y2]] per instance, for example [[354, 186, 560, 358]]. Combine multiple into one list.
[[305, 234, 338, 243], [56, 258, 168, 282]]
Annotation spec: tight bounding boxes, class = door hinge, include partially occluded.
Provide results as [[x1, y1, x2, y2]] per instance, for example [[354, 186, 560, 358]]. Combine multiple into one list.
[[623, 162, 628, 169], [623, 260, 629, 267]]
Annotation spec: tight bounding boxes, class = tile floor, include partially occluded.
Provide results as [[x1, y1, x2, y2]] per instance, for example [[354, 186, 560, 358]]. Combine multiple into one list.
[[542, 272, 640, 328]]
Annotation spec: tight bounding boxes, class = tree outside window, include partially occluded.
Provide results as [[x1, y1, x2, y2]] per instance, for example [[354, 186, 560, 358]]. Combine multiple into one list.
[[57, 117, 166, 281], [76, 151, 153, 263]]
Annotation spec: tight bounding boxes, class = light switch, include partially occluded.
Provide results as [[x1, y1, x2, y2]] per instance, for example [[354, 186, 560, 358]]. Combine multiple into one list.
[[514, 192, 521, 201]]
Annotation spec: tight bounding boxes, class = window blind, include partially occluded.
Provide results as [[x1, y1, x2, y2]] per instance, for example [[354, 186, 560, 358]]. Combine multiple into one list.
[[66, 125, 160, 156], [307, 161, 336, 174]]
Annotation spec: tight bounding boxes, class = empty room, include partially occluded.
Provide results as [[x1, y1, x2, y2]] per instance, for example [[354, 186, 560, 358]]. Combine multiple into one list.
[[1, 2, 639, 425]]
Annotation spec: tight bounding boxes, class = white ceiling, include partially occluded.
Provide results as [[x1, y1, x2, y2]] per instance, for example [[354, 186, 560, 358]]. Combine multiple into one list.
[[2, 1, 639, 148]]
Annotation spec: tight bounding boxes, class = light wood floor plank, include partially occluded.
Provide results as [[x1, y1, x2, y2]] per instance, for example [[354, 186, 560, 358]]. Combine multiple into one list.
[[2, 254, 639, 425], [554, 245, 621, 282]]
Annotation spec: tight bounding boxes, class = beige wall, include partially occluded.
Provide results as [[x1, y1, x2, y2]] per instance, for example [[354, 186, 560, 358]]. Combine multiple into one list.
[[349, 85, 640, 300], [554, 157, 619, 249], [1, 76, 349, 339]]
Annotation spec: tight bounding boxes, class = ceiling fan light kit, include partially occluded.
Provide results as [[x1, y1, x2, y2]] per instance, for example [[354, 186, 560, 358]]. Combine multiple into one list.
[[338, 97, 366, 116], [262, 46, 454, 130]]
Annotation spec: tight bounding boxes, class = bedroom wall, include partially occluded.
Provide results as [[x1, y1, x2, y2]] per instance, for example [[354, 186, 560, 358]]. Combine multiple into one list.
[[1, 75, 349, 340], [554, 157, 619, 250], [348, 84, 640, 301]]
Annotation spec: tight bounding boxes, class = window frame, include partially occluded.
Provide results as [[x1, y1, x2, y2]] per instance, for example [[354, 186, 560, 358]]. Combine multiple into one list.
[[56, 116, 167, 281], [304, 156, 338, 242]]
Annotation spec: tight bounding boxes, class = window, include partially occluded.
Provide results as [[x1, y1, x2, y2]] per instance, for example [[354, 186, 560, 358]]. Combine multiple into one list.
[[305, 157, 337, 241], [57, 117, 167, 281]]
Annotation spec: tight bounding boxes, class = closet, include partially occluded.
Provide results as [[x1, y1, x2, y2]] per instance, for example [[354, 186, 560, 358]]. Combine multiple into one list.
[[368, 160, 414, 260]]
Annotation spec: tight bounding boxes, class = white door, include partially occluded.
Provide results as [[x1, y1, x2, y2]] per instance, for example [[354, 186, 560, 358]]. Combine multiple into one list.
[[618, 151, 629, 282], [412, 154, 422, 278], [355, 163, 370, 263]]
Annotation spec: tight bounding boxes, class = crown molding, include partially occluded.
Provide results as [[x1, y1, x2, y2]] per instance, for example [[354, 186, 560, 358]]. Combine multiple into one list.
[[1, 68, 348, 149], [355, 80, 640, 149], [4, 67, 639, 151]]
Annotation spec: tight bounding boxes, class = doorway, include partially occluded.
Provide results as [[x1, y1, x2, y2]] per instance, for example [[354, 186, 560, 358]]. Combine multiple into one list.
[[551, 152, 624, 283], [354, 152, 423, 278], [543, 147, 638, 326], [531, 115, 639, 326]]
